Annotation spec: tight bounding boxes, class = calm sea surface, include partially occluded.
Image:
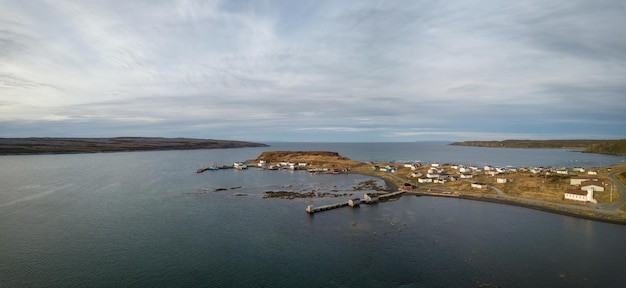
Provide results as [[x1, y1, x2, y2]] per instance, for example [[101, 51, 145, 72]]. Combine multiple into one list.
[[1, 142, 626, 287]]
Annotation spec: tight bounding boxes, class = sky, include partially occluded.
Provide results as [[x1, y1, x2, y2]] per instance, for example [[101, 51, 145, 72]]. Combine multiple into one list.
[[1, 0, 625, 142]]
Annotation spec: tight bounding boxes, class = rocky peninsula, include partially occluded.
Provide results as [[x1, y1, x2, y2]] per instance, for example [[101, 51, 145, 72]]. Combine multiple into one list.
[[253, 150, 626, 224]]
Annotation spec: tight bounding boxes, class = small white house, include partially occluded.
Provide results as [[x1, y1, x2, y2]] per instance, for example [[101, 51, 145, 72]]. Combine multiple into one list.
[[410, 172, 423, 178], [298, 162, 308, 167], [426, 173, 440, 179], [564, 189, 597, 203], [486, 170, 499, 176], [364, 193, 379, 203], [431, 163, 440, 168], [496, 167, 507, 173], [460, 173, 473, 179], [471, 182, 487, 189], [496, 178, 507, 184], [258, 160, 267, 167], [556, 169, 568, 175], [459, 167, 472, 173], [484, 166, 493, 171], [418, 178, 433, 183], [587, 171, 598, 175], [570, 176, 597, 186]]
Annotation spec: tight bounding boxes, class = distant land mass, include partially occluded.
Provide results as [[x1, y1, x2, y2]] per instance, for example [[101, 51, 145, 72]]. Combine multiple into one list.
[[0, 137, 268, 155], [450, 139, 626, 156]]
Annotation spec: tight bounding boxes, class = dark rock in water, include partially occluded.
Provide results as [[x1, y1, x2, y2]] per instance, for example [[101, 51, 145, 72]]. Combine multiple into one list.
[[234, 193, 248, 197], [352, 179, 384, 191], [214, 188, 228, 192], [263, 191, 315, 199]]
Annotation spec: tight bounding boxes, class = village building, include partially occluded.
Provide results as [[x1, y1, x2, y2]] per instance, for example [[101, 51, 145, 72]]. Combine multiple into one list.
[[402, 183, 413, 190], [418, 178, 433, 183], [348, 198, 361, 207], [471, 182, 487, 189], [580, 180, 605, 192], [486, 170, 499, 177], [364, 193, 379, 203], [459, 167, 472, 173], [410, 172, 423, 178], [564, 189, 597, 203], [459, 173, 473, 179], [556, 169, 568, 175], [570, 176, 598, 186], [496, 178, 507, 184], [587, 171, 598, 175]]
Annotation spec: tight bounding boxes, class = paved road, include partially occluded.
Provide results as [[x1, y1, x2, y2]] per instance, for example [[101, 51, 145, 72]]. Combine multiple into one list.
[[605, 169, 626, 210]]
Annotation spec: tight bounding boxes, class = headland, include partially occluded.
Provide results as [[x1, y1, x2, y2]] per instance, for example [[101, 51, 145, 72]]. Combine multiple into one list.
[[0, 137, 268, 155], [450, 139, 626, 156], [247, 150, 626, 224]]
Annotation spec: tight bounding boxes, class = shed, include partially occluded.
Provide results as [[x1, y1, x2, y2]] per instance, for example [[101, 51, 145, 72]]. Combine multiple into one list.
[[348, 198, 361, 207]]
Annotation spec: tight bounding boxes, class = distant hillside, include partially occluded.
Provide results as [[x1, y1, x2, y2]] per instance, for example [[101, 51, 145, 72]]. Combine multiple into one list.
[[450, 139, 626, 156], [0, 137, 268, 155], [584, 139, 626, 156]]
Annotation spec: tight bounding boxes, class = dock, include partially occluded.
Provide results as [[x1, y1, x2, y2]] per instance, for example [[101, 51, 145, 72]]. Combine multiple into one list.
[[306, 191, 405, 214]]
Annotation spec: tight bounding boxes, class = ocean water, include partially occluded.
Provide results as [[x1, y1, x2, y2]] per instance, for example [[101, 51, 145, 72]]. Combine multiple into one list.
[[1, 142, 626, 287]]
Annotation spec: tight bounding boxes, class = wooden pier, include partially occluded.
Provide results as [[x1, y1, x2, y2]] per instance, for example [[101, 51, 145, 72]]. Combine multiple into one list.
[[306, 191, 405, 214]]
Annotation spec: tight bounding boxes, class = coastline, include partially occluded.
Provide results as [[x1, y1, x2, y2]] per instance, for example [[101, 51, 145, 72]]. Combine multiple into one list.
[[351, 168, 626, 225]]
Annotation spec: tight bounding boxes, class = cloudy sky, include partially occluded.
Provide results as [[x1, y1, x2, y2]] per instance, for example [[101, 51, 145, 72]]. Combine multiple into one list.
[[1, 0, 625, 142]]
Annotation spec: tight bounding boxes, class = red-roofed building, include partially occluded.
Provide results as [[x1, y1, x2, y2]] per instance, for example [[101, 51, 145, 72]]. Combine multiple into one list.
[[581, 180, 605, 192], [564, 189, 597, 203]]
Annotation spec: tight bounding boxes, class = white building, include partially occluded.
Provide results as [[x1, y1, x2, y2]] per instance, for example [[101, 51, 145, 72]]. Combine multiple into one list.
[[564, 189, 597, 203], [471, 183, 487, 189], [587, 171, 598, 175], [496, 178, 507, 184], [581, 180, 605, 192], [570, 176, 598, 186], [418, 178, 433, 183]]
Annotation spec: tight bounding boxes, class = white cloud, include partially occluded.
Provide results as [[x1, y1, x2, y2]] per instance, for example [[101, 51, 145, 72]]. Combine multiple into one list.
[[0, 0, 624, 140]]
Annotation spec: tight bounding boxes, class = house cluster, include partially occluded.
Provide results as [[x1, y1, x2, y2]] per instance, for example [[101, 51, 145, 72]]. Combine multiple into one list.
[[258, 160, 309, 170], [564, 176, 604, 203], [374, 165, 398, 173], [524, 166, 598, 176], [412, 163, 517, 184]]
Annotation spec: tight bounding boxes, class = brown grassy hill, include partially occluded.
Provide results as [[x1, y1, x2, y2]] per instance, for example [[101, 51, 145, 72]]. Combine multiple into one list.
[[255, 151, 361, 167]]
